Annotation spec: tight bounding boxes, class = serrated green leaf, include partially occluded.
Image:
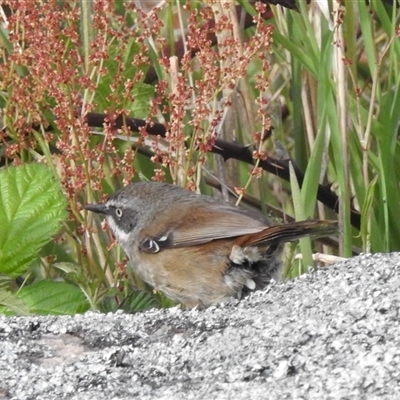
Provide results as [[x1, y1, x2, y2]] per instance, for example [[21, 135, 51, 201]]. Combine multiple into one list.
[[0, 164, 68, 277], [17, 280, 90, 315]]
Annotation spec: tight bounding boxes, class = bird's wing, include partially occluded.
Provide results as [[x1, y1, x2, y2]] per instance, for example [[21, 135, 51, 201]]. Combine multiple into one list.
[[139, 203, 267, 252], [171, 206, 267, 246]]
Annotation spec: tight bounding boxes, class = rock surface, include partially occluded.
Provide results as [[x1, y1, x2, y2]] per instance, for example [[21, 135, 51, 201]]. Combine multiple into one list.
[[1, 253, 400, 399]]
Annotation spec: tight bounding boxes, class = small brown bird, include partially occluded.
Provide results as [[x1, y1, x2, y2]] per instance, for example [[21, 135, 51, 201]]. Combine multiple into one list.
[[85, 181, 337, 308]]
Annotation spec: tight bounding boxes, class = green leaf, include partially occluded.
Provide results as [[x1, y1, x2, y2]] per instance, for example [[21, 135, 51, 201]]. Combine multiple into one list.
[[289, 161, 313, 276], [273, 30, 317, 76], [17, 280, 90, 315], [119, 289, 160, 313], [0, 164, 68, 277], [0, 289, 30, 315], [0, 274, 14, 291], [236, 0, 257, 17], [360, 175, 378, 253], [128, 82, 155, 119]]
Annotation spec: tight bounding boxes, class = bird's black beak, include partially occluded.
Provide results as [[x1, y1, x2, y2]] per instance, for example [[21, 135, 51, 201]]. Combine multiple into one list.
[[84, 203, 108, 215]]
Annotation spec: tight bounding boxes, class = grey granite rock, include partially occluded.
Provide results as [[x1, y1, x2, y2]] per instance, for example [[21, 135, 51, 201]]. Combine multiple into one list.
[[1, 253, 400, 399]]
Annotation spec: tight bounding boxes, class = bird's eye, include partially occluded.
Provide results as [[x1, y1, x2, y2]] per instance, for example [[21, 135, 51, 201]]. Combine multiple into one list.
[[115, 208, 123, 218]]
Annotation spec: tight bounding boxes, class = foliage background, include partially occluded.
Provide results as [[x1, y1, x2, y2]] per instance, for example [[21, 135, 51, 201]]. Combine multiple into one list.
[[0, 0, 399, 314]]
